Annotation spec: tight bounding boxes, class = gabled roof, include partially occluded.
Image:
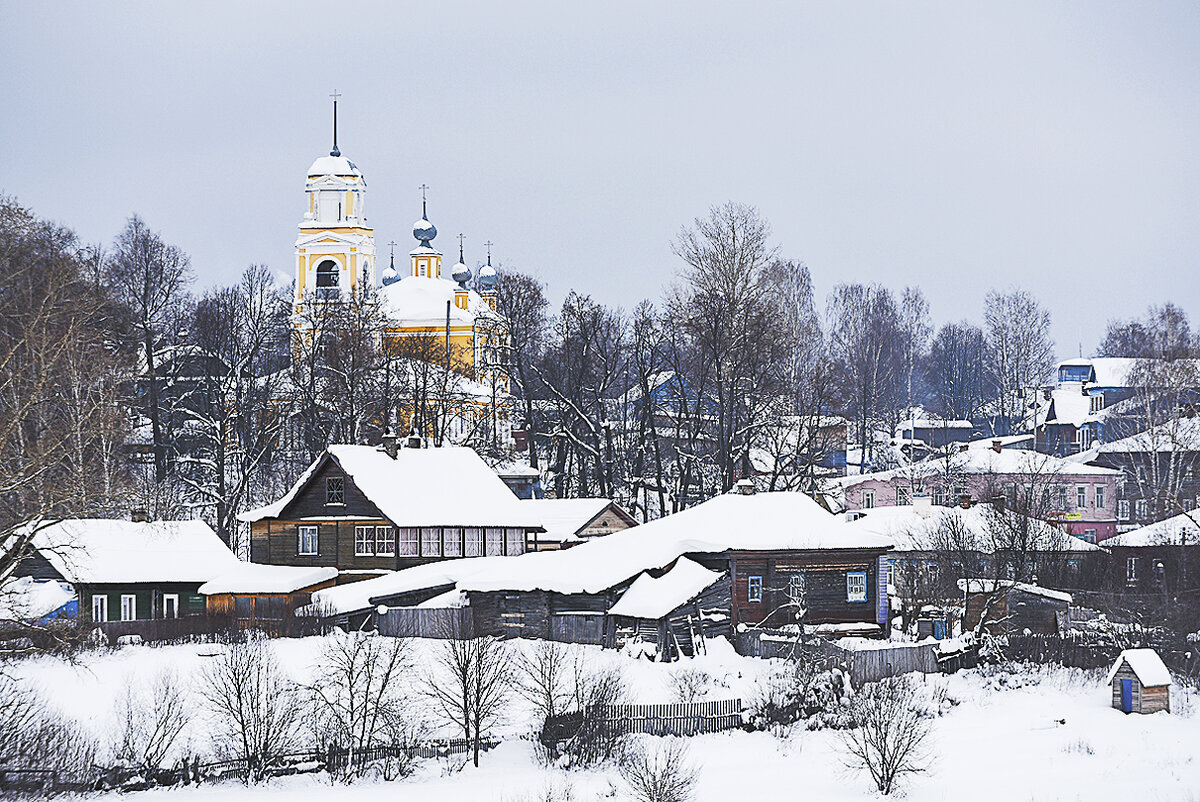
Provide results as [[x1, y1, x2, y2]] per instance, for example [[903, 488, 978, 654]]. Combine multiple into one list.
[[240, 445, 543, 530], [607, 558, 722, 619], [956, 579, 1073, 604], [1106, 648, 1172, 687], [30, 519, 238, 585], [523, 498, 636, 544], [1102, 513, 1200, 547], [831, 450, 1120, 491], [456, 491, 891, 596], [1093, 417, 1200, 455]]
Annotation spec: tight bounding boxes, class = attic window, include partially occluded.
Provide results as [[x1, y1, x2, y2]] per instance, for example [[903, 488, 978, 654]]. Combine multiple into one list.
[[326, 477, 345, 505]]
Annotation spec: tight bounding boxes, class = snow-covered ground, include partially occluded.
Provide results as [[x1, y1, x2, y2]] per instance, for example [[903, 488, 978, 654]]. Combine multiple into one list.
[[11, 636, 1200, 801]]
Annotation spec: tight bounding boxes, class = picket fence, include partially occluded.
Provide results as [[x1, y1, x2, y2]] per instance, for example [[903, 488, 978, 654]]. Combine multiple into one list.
[[542, 698, 745, 743]]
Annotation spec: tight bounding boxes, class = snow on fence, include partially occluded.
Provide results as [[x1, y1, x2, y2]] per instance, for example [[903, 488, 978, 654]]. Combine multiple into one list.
[[745, 633, 941, 687], [376, 607, 474, 639]]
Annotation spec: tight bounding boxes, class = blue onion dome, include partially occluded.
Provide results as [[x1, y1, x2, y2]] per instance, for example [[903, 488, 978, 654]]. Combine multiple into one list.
[[381, 262, 400, 286], [452, 259, 472, 285], [413, 216, 436, 243], [477, 262, 498, 291]]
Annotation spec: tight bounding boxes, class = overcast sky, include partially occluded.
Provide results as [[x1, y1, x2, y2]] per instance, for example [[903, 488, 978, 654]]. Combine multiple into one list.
[[2, 1, 1198, 355]]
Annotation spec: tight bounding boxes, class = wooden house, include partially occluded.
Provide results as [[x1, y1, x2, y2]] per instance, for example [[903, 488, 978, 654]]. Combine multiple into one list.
[[199, 564, 338, 627], [239, 441, 543, 572], [1102, 514, 1200, 595], [21, 519, 239, 625], [1107, 649, 1172, 714], [960, 580, 1072, 636], [523, 498, 639, 551]]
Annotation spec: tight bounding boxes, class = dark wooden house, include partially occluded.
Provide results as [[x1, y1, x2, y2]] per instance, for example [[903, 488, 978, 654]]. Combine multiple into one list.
[[239, 441, 543, 573], [199, 564, 338, 627], [1107, 649, 1172, 714], [960, 580, 1072, 636], [1101, 513, 1200, 595]]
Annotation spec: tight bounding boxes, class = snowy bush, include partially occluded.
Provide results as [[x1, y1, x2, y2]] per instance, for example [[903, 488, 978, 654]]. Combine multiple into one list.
[[746, 654, 851, 733], [557, 665, 630, 767], [0, 674, 98, 784], [669, 667, 712, 703], [840, 675, 933, 795], [618, 736, 698, 802]]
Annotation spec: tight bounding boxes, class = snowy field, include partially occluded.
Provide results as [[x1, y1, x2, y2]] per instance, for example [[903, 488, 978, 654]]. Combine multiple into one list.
[[12, 635, 1200, 801]]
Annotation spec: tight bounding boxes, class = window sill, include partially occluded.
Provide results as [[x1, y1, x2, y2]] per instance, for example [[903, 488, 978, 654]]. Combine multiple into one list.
[[326, 502, 347, 508]]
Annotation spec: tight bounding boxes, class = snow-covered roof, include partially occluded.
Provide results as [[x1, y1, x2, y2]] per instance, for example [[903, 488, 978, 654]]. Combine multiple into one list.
[[307, 557, 515, 615], [240, 445, 543, 529], [968, 434, 1035, 450], [0, 577, 75, 620], [896, 418, 973, 433], [1093, 417, 1200, 455], [956, 579, 1073, 604], [832, 450, 1120, 490], [493, 460, 541, 479], [1102, 513, 1200, 547], [1106, 648, 1172, 687], [456, 491, 891, 596], [1045, 389, 1095, 428], [379, 275, 496, 326], [607, 558, 722, 620], [522, 498, 628, 544], [30, 519, 239, 585], [198, 564, 338, 595], [307, 155, 363, 178], [845, 504, 1102, 553]]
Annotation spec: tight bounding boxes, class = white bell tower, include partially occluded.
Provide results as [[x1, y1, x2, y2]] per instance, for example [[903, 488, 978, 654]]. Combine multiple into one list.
[[294, 92, 376, 306]]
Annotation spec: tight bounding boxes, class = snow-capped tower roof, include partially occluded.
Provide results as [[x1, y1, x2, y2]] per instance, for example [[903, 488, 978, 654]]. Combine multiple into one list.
[[412, 188, 437, 244], [452, 235, 472, 286], [381, 250, 400, 286], [307, 154, 363, 179], [477, 240, 498, 291]]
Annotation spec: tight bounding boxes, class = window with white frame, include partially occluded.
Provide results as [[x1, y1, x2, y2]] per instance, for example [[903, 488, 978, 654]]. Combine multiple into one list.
[[896, 485, 911, 506], [120, 594, 137, 622], [862, 489, 876, 509], [1057, 487, 1068, 511], [355, 525, 375, 556], [465, 527, 484, 557], [1083, 529, 1097, 544], [505, 528, 525, 555], [1077, 486, 1087, 509], [92, 594, 108, 622], [376, 526, 395, 556], [421, 527, 441, 557], [443, 528, 462, 557], [1005, 483, 1017, 507], [1089, 394, 1104, 413], [1135, 499, 1148, 519], [298, 525, 318, 555], [398, 527, 419, 556], [846, 571, 868, 603], [1153, 560, 1165, 586], [326, 476, 345, 505], [162, 594, 179, 619], [485, 528, 504, 556], [887, 559, 895, 586], [747, 575, 763, 604], [1126, 557, 1139, 583], [1095, 485, 1106, 509], [931, 486, 946, 506], [1118, 499, 1130, 520]]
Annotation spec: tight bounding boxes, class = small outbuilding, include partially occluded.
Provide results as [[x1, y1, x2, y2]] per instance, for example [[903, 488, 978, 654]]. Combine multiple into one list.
[[199, 564, 338, 629], [1106, 648, 1172, 714]]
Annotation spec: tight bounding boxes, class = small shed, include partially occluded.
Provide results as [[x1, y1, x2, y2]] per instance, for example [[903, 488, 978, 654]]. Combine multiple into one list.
[[1106, 648, 1171, 714], [200, 564, 338, 628]]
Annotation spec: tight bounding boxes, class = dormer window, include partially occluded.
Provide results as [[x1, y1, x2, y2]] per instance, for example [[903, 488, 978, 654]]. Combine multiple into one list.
[[326, 476, 345, 505]]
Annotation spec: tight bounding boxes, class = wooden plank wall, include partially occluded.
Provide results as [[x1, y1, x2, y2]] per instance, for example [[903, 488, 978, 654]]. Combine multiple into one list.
[[377, 607, 474, 639]]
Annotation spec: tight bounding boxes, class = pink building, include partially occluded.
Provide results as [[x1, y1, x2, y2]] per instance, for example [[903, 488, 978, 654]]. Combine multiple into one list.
[[837, 447, 1121, 543]]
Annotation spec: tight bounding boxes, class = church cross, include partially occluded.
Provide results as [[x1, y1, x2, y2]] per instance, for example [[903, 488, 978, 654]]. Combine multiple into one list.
[[484, 240, 494, 264], [418, 183, 430, 217], [457, 233, 466, 261], [329, 90, 342, 157]]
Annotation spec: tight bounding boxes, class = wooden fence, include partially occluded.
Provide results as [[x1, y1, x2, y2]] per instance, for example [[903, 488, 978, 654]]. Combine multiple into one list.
[[376, 607, 474, 639], [739, 631, 941, 686], [542, 698, 744, 743], [0, 738, 499, 793]]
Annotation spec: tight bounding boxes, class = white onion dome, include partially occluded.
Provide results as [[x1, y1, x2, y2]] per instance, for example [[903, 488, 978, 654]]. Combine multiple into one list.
[[307, 155, 363, 178], [413, 216, 437, 242], [451, 259, 472, 285], [477, 263, 498, 291]]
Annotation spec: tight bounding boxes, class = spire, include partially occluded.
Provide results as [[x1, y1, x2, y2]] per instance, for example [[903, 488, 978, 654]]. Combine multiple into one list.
[[458, 233, 466, 263], [329, 90, 342, 157], [412, 186, 437, 244], [388, 240, 397, 269], [419, 183, 429, 219], [484, 240, 494, 266]]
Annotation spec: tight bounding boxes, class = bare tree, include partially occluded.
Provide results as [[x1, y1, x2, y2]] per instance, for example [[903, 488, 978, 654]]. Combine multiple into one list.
[[496, 270, 549, 469], [305, 631, 417, 780], [984, 289, 1054, 435], [899, 286, 932, 412], [618, 737, 699, 802], [114, 669, 192, 774], [840, 676, 933, 795], [424, 634, 511, 767], [513, 639, 579, 725], [199, 640, 304, 782], [927, 321, 990, 421], [105, 214, 194, 482]]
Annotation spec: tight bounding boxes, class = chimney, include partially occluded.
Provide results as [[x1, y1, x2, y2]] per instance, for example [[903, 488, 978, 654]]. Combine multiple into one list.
[[405, 428, 424, 449], [958, 443, 969, 453], [379, 431, 399, 459], [130, 508, 149, 523], [913, 495, 932, 518], [959, 493, 972, 509], [735, 478, 756, 496], [992, 439, 1003, 454]]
